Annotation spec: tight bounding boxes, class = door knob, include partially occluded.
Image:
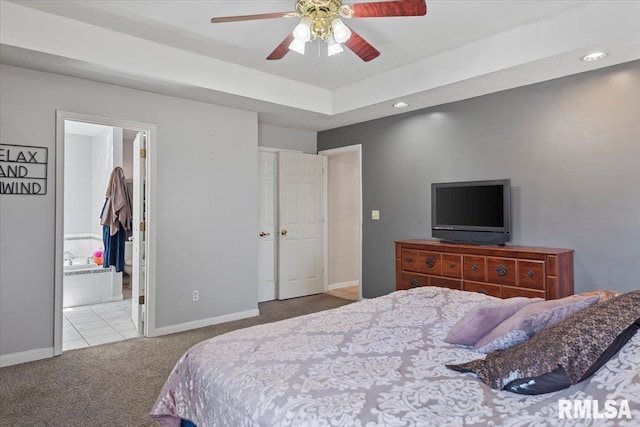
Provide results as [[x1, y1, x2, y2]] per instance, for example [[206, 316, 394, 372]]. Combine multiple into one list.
[[280, 229, 288, 236], [259, 231, 270, 237]]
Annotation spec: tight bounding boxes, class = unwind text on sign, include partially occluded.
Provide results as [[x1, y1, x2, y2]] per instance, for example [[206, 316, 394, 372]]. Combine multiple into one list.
[[0, 144, 48, 195]]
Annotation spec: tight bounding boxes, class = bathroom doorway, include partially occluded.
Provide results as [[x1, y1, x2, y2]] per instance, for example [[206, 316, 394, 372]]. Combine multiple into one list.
[[54, 112, 156, 355]]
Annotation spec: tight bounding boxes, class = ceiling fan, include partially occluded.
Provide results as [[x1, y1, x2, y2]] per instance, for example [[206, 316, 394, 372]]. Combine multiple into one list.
[[210, 0, 427, 62]]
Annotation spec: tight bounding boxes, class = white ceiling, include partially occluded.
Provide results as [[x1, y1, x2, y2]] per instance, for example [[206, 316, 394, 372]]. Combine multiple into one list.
[[65, 121, 138, 142], [1, 1, 639, 131], [65, 121, 108, 137]]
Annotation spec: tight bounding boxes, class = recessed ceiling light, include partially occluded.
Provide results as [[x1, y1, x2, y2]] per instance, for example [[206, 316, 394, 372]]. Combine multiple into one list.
[[393, 102, 409, 108], [580, 52, 608, 62]]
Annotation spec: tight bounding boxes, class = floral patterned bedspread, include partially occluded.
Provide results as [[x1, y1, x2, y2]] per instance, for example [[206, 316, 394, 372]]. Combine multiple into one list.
[[150, 287, 640, 426]]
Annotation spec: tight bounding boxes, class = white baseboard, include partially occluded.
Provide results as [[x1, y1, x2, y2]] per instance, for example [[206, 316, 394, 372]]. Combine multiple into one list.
[[0, 347, 54, 368], [328, 280, 359, 291], [152, 308, 260, 337]]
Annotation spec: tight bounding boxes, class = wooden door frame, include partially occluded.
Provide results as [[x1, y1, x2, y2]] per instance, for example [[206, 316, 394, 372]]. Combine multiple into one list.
[[318, 145, 363, 300], [54, 111, 157, 356]]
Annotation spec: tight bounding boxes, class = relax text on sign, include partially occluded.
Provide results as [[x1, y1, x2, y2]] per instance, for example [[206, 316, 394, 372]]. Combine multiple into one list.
[[0, 144, 48, 195]]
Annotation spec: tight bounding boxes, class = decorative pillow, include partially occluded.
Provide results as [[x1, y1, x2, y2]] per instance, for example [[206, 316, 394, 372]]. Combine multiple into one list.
[[503, 318, 640, 395], [447, 290, 640, 392], [573, 289, 620, 303], [473, 294, 600, 353], [444, 297, 541, 346]]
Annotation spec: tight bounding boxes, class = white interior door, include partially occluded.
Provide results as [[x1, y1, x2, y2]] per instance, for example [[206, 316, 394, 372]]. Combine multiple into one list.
[[277, 151, 324, 300], [258, 151, 277, 302], [132, 132, 146, 334]]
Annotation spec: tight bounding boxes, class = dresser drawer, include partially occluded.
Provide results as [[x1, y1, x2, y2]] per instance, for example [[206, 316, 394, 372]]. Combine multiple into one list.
[[464, 281, 502, 298], [401, 249, 421, 272], [518, 260, 545, 290], [399, 273, 428, 290], [487, 257, 517, 286], [419, 251, 442, 275], [463, 255, 486, 281], [442, 253, 462, 278], [502, 286, 545, 299], [430, 276, 462, 291]]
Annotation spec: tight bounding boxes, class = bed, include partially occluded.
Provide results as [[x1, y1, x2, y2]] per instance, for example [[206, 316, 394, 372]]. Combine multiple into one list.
[[150, 287, 640, 426]]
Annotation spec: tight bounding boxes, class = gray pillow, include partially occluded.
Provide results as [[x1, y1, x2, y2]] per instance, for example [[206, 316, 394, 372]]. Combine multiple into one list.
[[444, 297, 540, 346], [473, 294, 600, 353], [447, 290, 640, 390]]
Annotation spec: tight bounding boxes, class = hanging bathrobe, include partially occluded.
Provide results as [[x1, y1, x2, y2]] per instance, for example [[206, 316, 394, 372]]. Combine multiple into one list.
[[100, 166, 133, 272]]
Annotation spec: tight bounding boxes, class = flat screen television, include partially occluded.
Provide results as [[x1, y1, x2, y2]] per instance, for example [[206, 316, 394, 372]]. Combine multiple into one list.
[[431, 179, 511, 245]]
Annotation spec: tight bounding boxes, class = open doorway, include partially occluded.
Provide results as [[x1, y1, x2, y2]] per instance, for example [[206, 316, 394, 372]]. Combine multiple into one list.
[[54, 112, 155, 356], [320, 145, 362, 301]]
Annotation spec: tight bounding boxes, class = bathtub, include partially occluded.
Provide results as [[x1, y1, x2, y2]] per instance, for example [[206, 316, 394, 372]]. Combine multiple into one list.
[[65, 257, 99, 270], [63, 234, 123, 308]]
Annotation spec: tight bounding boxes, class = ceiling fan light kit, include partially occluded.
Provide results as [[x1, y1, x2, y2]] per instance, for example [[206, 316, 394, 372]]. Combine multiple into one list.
[[331, 18, 352, 44], [327, 36, 344, 56], [293, 17, 312, 41], [289, 37, 307, 55], [210, 0, 427, 62]]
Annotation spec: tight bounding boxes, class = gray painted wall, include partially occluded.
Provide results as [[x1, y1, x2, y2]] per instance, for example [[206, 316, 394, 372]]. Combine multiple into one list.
[[319, 61, 640, 298], [64, 134, 93, 235], [0, 65, 258, 358], [259, 123, 317, 154]]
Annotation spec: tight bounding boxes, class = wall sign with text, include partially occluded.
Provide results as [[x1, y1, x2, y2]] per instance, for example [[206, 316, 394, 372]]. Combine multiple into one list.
[[0, 144, 48, 195]]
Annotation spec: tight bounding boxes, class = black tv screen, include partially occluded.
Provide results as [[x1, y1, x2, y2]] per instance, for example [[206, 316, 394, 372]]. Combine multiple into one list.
[[431, 179, 511, 244]]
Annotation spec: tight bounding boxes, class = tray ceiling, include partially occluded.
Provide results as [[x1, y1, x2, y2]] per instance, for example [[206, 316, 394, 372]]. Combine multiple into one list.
[[1, 1, 639, 130]]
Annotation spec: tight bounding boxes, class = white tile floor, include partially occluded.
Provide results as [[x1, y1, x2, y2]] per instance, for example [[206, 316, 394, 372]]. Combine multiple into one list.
[[63, 299, 141, 351]]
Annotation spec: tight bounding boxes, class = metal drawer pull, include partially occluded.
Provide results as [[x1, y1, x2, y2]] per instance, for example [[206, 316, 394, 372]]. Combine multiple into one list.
[[410, 279, 420, 288], [496, 265, 508, 276], [449, 263, 456, 269], [527, 270, 535, 278], [471, 264, 478, 271], [405, 257, 413, 263], [425, 257, 435, 268], [477, 289, 488, 295]]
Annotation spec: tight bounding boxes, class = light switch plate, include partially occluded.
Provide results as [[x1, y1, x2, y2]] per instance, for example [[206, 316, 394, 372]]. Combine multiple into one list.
[[371, 210, 380, 220]]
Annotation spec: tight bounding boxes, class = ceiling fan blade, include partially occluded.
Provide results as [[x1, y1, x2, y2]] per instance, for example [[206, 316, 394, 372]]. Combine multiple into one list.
[[211, 12, 291, 24], [267, 33, 295, 60], [350, 0, 427, 18], [344, 29, 380, 62]]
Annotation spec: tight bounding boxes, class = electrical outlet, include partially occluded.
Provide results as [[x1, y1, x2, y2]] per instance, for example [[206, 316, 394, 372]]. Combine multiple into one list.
[[371, 210, 380, 220], [192, 290, 199, 302]]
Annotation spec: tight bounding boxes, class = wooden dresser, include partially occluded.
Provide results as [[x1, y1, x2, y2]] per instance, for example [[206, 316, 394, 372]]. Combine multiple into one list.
[[395, 240, 574, 300]]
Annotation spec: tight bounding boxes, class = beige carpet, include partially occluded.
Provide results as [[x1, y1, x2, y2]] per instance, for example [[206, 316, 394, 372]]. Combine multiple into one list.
[[0, 294, 352, 427]]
